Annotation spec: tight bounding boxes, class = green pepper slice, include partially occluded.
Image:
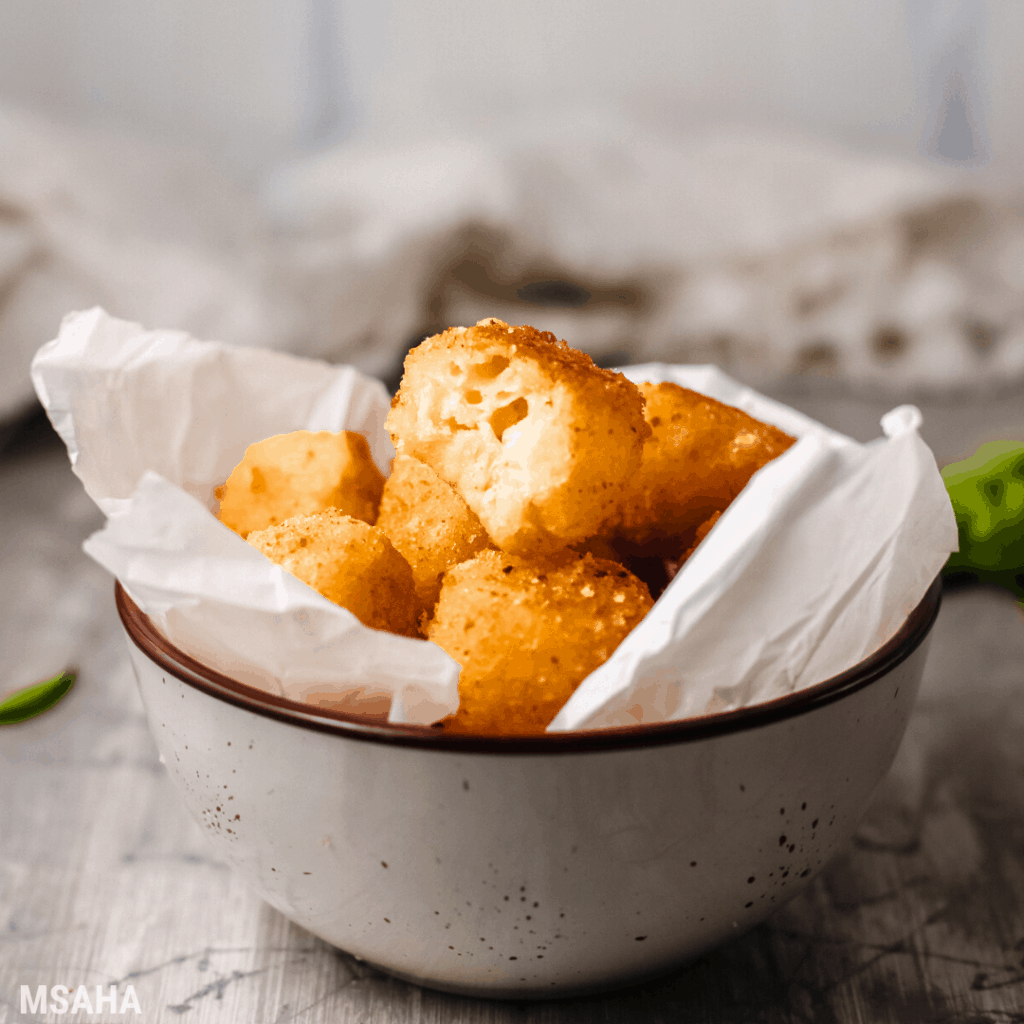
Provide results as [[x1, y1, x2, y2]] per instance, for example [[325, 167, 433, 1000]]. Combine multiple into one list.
[[0, 670, 76, 725], [942, 440, 1024, 600]]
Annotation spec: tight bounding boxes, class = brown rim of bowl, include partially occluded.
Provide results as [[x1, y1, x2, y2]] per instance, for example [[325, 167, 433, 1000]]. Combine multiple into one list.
[[116, 575, 941, 754]]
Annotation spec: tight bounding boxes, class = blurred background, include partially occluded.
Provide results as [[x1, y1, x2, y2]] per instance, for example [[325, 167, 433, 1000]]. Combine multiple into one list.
[[2, 0, 1024, 429]]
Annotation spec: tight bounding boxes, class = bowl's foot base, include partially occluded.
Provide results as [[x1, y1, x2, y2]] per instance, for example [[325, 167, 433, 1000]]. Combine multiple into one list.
[[350, 952, 686, 1002]]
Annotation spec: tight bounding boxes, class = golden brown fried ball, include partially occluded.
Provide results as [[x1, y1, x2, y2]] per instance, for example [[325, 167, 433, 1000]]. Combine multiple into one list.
[[616, 383, 795, 552], [375, 454, 491, 609], [217, 430, 384, 539], [426, 549, 653, 735], [386, 319, 650, 557], [247, 509, 419, 637]]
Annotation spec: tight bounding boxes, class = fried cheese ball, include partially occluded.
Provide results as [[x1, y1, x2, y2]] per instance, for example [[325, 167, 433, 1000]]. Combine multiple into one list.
[[217, 430, 384, 539], [426, 549, 653, 735], [386, 319, 650, 557], [617, 383, 795, 552], [375, 454, 491, 608], [247, 509, 419, 637]]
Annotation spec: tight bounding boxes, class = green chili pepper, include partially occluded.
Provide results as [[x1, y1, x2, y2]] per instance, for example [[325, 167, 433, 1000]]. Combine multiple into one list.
[[0, 669, 76, 725], [942, 440, 1024, 600]]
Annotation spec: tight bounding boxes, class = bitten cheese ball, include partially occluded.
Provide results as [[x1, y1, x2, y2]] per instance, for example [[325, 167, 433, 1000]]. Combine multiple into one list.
[[217, 430, 384, 539], [247, 510, 419, 637], [386, 319, 651, 556], [426, 549, 653, 735], [617, 382, 795, 552], [375, 454, 491, 608]]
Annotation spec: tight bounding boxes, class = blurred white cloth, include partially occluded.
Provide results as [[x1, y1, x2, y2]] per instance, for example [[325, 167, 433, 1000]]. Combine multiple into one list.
[[266, 111, 1024, 391], [5, 105, 1024, 424], [0, 106, 300, 422]]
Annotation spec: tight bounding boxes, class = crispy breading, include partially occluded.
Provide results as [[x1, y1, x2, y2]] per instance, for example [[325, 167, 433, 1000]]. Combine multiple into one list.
[[247, 510, 419, 637], [386, 319, 650, 556], [375, 454, 491, 609], [426, 549, 653, 735], [216, 430, 384, 539], [617, 383, 795, 551]]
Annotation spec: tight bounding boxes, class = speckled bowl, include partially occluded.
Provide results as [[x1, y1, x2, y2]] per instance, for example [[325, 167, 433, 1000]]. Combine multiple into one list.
[[117, 576, 941, 1000]]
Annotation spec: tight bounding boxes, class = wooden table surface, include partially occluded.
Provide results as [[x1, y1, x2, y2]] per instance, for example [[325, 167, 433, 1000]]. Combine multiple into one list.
[[3, 383, 1024, 1024]]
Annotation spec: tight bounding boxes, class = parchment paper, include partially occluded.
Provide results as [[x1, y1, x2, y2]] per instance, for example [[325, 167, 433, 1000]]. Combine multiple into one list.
[[549, 364, 957, 729], [31, 309, 958, 730], [30, 308, 460, 725]]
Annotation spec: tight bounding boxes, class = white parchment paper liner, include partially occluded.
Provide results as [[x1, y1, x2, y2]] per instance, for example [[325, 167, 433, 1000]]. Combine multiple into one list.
[[31, 309, 957, 731], [549, 364, 958, 730], [31, 308, 460, 725]]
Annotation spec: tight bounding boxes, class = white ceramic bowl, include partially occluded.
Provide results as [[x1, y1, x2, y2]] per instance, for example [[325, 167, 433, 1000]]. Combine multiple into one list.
[[117, 577, 941, 1000]]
